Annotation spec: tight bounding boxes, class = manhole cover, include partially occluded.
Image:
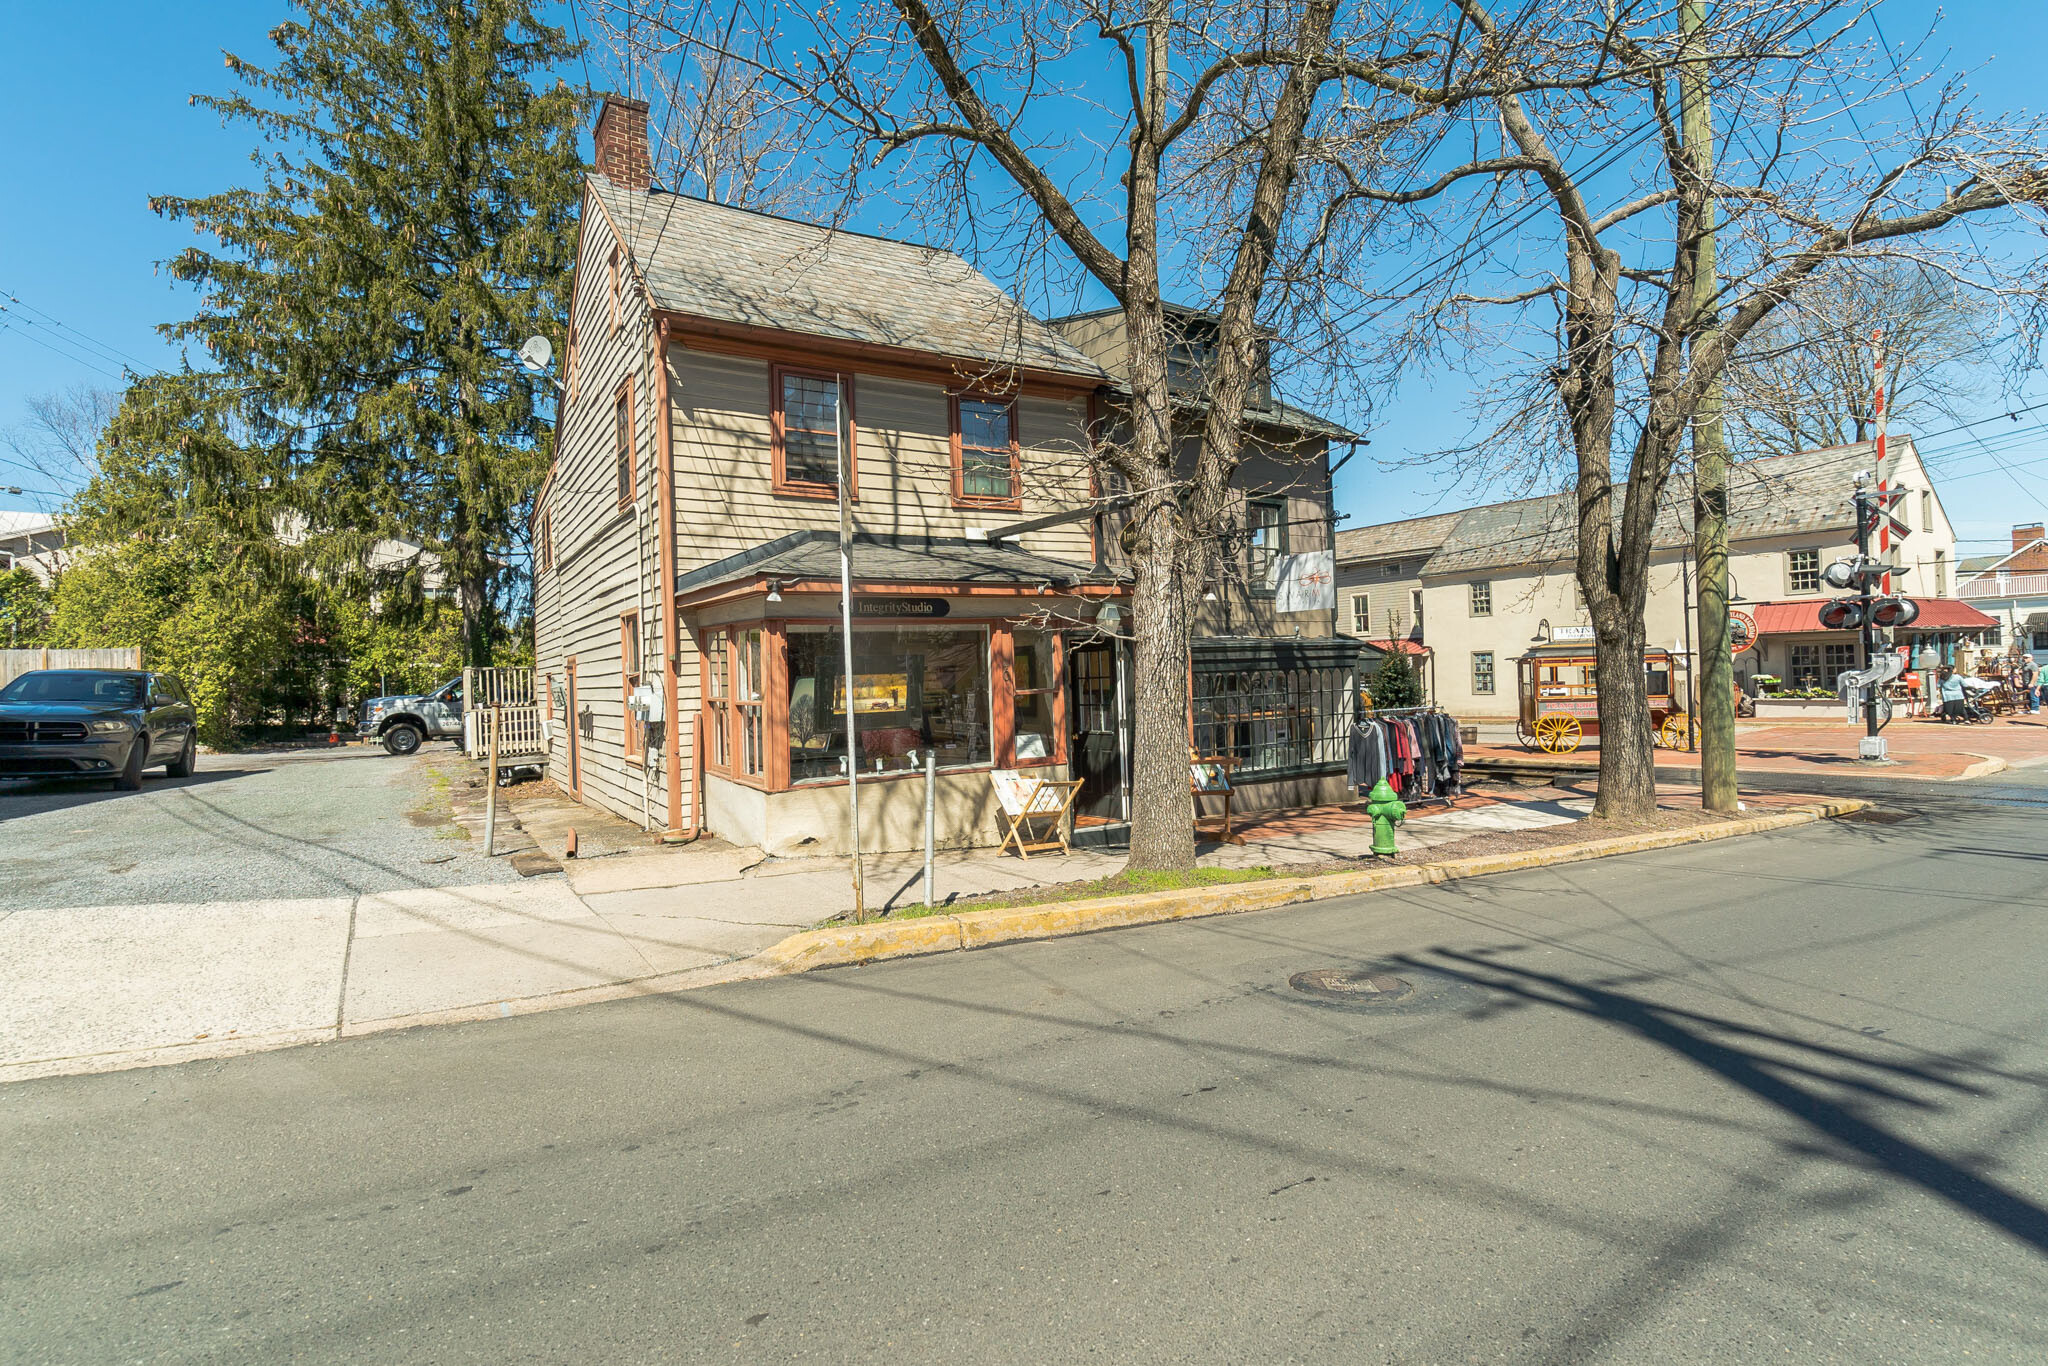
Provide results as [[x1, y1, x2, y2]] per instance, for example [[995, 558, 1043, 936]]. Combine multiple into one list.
[[1290, 968, 1417, 1005], [1839, 808, 1912, 825]]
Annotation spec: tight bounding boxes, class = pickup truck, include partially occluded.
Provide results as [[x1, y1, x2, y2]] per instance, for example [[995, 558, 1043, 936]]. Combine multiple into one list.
[[359, 677, 463, 755]]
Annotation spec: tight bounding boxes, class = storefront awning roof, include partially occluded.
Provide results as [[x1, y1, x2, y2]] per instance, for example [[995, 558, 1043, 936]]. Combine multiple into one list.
[[1750, 596, 1999, 635], [675, 531, 1127, 599]]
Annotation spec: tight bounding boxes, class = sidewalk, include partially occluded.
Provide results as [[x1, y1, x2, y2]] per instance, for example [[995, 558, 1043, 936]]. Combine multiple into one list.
[[0, 768, 1831, 1083], [1467, 712, 2048, 781]]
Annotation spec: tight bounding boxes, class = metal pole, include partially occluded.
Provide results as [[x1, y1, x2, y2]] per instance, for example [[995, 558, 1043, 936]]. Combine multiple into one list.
[[1855, 486, 1881, 741], [1874, 330, 1891, 595], [485, 707, 500, 856], [923, 749, 936, 908], [1681, 553, 1698, 751], [837, 375, 865, 923], [1682, 0, 1737, 812]]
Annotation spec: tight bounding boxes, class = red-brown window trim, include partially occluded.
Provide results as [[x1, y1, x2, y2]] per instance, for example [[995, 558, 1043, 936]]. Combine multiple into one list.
[[950, 392, 1023, 512], [613, 377, 635, 510], [621, 611, 644, 767], [769, 364, 858, 502]]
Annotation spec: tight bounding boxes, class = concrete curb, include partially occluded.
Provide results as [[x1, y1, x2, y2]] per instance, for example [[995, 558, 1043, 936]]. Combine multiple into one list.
[[0, 800, 1867, 1085], [748, 799, 1870, 975]]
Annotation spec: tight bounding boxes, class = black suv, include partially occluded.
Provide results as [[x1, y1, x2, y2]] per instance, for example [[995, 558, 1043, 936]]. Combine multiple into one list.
[[0, 669, 199, 790]]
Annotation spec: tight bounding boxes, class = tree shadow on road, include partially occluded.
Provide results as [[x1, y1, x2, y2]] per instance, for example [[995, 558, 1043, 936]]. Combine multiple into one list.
[[1403, 946, 2048, 1257]]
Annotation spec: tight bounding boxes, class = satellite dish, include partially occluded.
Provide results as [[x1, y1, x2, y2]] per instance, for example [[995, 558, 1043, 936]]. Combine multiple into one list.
[[516, 335, 554, 373]]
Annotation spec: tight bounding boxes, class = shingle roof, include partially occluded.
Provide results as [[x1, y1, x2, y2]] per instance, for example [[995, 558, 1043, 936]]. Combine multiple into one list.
[[1410, 441, 1904, 577], [1334, 510, 1465, 563], [590, 176, 1105, 381], [674, 531, 1124, 597]]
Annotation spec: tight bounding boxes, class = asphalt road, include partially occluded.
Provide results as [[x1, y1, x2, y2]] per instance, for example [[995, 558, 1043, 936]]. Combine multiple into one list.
[[4, 772, 2046, 1363], [0, 743, 518, 913]]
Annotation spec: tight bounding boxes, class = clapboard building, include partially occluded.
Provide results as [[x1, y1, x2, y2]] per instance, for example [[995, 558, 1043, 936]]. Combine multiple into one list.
[[531, 96, 1356, 854]]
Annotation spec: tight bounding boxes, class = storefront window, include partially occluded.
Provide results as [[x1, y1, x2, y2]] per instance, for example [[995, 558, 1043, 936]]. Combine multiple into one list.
[[786, 626, 991, 781], [705, 630, 730, 770], [736, 628, 764, 777], [1191, 665, 1352, 777], [1012, 630, 1057, 762]]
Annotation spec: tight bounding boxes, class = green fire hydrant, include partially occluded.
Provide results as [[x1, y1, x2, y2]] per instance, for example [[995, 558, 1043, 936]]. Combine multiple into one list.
[[1366, 778, 1406, 857]]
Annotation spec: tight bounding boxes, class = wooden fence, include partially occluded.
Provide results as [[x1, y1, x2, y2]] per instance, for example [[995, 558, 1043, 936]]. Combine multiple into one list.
[[0, 646, 144, 690], [463, 666, 535, 710], [461, 665, 545, 760]]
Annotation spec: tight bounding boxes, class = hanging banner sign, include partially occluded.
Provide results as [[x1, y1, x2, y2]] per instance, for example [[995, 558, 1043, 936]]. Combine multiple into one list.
[[1729, 609, 1757, 654], [851, 597, 952, 618], [1270, 551, 1337, 614]]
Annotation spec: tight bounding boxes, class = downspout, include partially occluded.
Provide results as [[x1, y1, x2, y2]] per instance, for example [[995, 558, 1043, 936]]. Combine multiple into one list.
[[655, 316, 686, 835]]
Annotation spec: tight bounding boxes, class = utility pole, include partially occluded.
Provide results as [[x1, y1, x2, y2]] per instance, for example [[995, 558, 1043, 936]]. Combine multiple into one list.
[[836, 375, 866, 923], [1681, 0, 1737, 811]]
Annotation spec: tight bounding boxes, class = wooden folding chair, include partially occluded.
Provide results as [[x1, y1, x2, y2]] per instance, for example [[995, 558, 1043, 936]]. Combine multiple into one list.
[[1189, 753, 1247, 846], [991, 769, 1084, 858]]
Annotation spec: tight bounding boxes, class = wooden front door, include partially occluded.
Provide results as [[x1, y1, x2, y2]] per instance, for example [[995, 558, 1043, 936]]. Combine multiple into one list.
[[1066, 640, 1125, 820]]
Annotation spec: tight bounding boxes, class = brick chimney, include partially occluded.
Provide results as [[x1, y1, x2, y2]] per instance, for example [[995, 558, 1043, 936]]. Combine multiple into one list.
[[2015, 523, 2045, 553], [592, 94, 652, 191]]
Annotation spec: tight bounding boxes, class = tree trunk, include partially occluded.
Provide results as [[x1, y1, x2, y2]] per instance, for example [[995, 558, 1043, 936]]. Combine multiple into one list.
[[1126, 522, 1197, 870], [1592, 608, 1657, 820]]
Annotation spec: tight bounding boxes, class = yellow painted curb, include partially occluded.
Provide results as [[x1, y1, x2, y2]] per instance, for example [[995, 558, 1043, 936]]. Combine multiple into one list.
[[752, 801, 1866, 975]]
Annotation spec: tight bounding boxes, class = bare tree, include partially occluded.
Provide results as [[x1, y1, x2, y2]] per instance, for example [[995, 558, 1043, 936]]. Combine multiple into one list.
[[580, 2, 815, 213], [1336, 0, 2048, 820], [2, 385, 119, 514], [1728, 258, 1997, 457], [609, 0, 1641, 868]]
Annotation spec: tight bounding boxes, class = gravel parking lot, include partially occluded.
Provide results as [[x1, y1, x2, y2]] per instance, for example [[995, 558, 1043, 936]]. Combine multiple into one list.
[[0, 742, 522, 914]]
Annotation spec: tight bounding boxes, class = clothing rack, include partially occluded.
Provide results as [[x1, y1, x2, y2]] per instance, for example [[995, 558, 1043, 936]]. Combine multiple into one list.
[[1350, 704, 1463, 809]]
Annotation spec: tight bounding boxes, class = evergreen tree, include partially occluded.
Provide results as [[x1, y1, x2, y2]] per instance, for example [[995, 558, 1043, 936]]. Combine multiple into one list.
[[148, 0, 582, 664], [1368, 651, 1423, 711]]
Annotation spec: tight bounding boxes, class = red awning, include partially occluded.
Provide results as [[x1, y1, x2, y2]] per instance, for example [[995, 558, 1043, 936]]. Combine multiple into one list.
[[1749, 597, 1998, 635], [1365, 638, 1430, 656]]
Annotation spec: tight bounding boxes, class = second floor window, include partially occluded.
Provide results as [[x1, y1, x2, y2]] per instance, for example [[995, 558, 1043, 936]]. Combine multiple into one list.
[[1412, 589, 1423, 630], [954, 397, 1020, 506], [1788, 547, 1820, 594], [613, 386, 634, 508], [1246, 498, 1285, 592], [773, 368, 851, 497], [1350, 593, 1370, 634], [1470, 580, 1492, 616]]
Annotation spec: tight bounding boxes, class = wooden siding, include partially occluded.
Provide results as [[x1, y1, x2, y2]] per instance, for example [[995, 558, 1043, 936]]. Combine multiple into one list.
[[532, 197, 668, 828], [667, 348, 1095, 566]]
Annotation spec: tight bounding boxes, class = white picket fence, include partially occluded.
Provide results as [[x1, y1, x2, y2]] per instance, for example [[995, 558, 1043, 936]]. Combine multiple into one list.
[[462, 666, 546, 761], [1, 646, 144, 690]]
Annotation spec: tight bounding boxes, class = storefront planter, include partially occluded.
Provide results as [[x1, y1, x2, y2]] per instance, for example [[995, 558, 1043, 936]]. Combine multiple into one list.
[[1752, 697, 1841, 719]]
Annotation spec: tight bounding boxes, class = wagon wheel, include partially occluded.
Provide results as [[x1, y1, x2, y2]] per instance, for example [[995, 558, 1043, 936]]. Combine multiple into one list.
[[1534, 713, 1582, 754], [1515, 718, 1542, 751], [1657, 711, 1699, 751]]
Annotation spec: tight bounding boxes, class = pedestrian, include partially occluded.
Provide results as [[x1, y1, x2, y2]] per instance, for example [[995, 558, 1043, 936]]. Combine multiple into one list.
[[2022, 651, 2041, 714], [1938, 665, 1969, 722]]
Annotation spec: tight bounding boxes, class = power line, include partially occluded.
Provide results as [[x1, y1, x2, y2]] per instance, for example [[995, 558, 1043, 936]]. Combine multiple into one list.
[[0, 315, 126, 381], [0, 289, 154, 373]]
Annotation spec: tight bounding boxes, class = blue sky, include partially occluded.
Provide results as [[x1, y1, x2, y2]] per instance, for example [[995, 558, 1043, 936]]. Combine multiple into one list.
[[3, 1, 2046, 557]]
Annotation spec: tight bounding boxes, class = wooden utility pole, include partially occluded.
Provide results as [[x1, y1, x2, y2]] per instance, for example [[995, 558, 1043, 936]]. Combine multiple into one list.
[[1682, 0, 1738, 813]]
